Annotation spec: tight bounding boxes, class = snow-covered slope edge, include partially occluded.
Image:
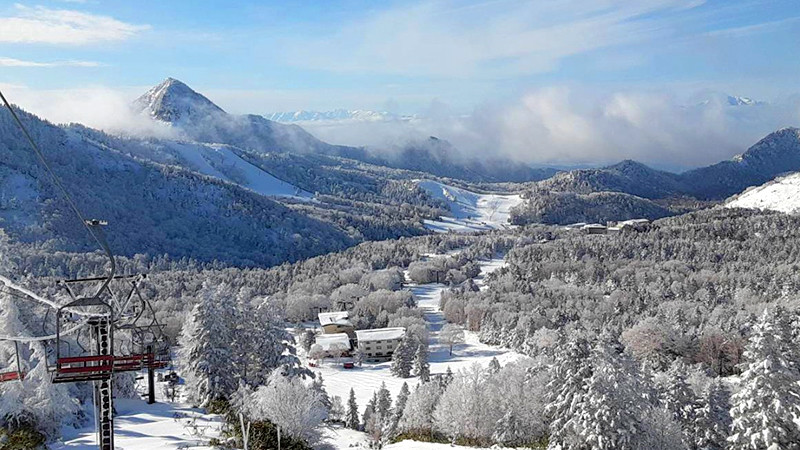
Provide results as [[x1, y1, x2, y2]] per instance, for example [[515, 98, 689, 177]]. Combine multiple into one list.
[[416, 180, 522, 232], [725, 172, 800, 214]]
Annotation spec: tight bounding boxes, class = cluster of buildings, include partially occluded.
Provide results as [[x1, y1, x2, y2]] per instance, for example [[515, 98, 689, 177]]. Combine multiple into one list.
[[312, 311, 406, 364], [565, 218, 651, 235]]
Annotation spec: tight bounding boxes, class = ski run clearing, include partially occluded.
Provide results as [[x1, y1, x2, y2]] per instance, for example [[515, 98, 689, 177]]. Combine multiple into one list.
[[48, 256, 520, 449], [415, 180, 523, 232], [725, 171, 800, 214]]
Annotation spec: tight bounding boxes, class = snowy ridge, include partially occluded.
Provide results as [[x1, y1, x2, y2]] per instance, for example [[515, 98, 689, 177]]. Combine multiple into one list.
[[415, 180, 522, 232], [725, 172, 800, 214]]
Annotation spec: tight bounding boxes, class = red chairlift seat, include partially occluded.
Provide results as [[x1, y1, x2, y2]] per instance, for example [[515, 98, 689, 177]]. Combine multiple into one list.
[[52, 355, 114, 384], [0, 370, 24, 382]]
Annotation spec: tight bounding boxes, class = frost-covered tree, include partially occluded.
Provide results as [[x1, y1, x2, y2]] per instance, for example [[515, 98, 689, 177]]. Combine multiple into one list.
[[177, 284, 237, 406], [729, 308, 800, 449], [251, 371, 327, 445], [488, 356, 501, 374], [346, 388, 360, 430], [391, 336, 416, 378], [433, 364, 493, 443], [329, 396, 345, 424], [414, 344, 430, 382], [0, 295, 78, 438], [399, 381, 442, 437], [440, 323, 465, 356], [550, 340, 660, 450]]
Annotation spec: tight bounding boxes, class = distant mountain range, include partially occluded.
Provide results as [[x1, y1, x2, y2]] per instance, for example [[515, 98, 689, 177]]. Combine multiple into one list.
[[534, 127, 800, 201], [265, 109, 415, 122]]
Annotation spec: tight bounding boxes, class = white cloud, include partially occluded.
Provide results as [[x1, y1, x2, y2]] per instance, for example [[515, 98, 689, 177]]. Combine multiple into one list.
[[0, 83, 175, 138], [0, 4, 149, 45], [0, 57, 101, 67], [280, 0, 702, 78]]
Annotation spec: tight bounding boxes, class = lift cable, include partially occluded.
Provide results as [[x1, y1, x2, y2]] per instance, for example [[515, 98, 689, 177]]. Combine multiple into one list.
[[0, 89, 106, 254]]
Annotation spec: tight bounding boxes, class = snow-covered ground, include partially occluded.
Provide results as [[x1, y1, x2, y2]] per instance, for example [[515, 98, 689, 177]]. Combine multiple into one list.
[[50, 375, 223, 450], [416, 180, 522, 233], [725, 172, 800, 214], [170, 142, 313, 200], [312, 257, 525, 449]]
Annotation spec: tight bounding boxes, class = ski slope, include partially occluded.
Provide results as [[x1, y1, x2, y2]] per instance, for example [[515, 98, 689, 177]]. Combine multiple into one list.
[[170, 142, 313, 200], [725, 172, 800, 214], [416, 180, 522, 232]]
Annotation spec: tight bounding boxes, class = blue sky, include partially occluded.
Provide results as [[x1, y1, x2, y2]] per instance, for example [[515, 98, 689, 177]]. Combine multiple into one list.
[[1, 0, 799, 168], [1, 0, 798, 114]]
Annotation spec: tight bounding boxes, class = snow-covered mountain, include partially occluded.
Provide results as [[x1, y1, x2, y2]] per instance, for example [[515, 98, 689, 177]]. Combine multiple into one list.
[[133, 78, 364, 158], [266, 109, 407, 123], [725, 172, 800, 214]]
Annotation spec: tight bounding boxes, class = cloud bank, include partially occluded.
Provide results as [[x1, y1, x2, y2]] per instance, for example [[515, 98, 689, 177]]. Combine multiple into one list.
[[300, 88, 800, 170]]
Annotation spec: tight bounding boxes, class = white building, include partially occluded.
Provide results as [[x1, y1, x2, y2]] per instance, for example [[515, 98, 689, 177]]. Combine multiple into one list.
[[355, 327, 406, 362], [310, 333, 352, 360]]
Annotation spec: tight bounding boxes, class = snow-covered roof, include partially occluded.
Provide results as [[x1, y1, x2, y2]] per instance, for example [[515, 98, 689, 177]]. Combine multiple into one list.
[[581, 223, 606, 229], [315, 333, 351, 351], [319, 311, 352, 326], [356, 327, 406, 341], [619, 218, 650, 226]]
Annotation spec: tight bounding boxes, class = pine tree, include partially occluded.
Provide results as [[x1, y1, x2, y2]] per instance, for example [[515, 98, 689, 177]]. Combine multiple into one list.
[[177, 283, 237, 406], [545, 333, 592, 447], [414, 344, 430, 382], [391, 337, 415, 378], [346, 388, 360, 429], [441, 366, 454, 387], [376, 382, 393, 419], [362, 392, 377, 430], [389, 382, 410, 437], [660, 360, 699, 448], [488, 356, 501, 374], [694, 379, 730, 450], [729, 309, 800, 449], [311, 372, 332, 412]]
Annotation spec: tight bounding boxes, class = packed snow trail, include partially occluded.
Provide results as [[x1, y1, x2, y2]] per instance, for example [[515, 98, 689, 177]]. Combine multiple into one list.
[[50, 372, 223, 449]]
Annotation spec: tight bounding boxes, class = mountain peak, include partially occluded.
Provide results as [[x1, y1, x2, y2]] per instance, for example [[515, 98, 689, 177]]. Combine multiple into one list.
[[133, 77, 225, 123]]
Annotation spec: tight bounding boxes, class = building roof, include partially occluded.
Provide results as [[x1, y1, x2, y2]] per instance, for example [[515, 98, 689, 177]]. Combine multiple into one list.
[[355, 327, 406, 341], [315, 333, 351, 351], [581, 223, 607, 229], [318, 311, 352, 327]]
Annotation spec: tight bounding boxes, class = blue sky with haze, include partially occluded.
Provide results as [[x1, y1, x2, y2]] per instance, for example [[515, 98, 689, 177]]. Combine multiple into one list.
[[1, 0, 799, 167]]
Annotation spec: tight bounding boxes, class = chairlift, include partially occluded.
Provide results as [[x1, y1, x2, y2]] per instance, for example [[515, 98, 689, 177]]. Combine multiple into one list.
[[0, 341, 24, 383]]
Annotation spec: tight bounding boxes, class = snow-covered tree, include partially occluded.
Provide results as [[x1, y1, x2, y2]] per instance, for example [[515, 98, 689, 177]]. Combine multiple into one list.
[[545, 333, 592, 446], [433, 364, 493, 443], [376, 382, 393, 419], [251, 371, 327, 445], [391, 336, 416, 378], [399, 381, 442, 437], [414, 344, 430, 381], [659, 360, 699, 448], [440, 323, 465, 356], [694, 379, 731, 450], [0, 295, 78, 438], [729, 308, 800, 449], [390, 382, 410, 437], [488, 356, 501, 374], [329, 396, 345, 424], [346, 388, 360, 429]]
